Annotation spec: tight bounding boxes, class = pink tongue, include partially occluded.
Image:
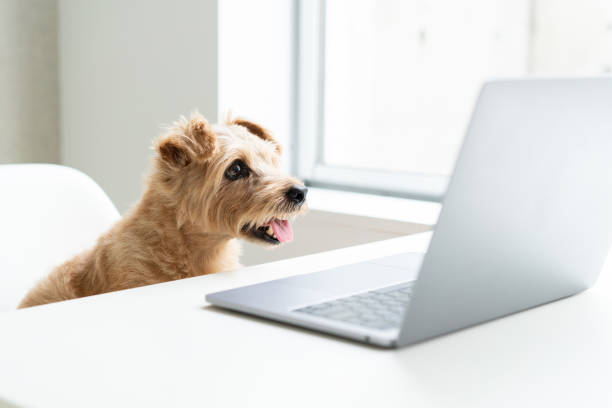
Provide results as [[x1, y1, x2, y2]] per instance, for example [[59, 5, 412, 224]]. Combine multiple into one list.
[[270, 219, 293, 243]]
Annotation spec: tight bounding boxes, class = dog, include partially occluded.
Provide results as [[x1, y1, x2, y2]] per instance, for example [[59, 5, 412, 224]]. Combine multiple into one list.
[[18, 113, 308, 308]]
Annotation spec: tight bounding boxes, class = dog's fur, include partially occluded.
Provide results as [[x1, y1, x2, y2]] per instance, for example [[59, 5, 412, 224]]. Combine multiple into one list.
[[18, 113, 306, 309]]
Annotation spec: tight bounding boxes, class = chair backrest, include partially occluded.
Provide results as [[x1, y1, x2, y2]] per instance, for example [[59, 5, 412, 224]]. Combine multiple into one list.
[[0, 164, 120, 311]]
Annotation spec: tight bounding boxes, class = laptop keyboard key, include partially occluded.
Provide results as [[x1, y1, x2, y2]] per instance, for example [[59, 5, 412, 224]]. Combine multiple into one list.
[[293, 282, 414, 330]]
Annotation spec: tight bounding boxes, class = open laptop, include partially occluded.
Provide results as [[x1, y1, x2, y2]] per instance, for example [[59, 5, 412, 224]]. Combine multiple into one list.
[[206, 78, 612, 348]]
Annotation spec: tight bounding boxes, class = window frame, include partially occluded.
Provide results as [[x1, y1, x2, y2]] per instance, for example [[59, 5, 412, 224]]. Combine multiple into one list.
[[293, 0, 449, 202]]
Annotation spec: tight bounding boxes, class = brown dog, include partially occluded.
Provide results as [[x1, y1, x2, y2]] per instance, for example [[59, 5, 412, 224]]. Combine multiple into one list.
[[18, 113, 307, 308]]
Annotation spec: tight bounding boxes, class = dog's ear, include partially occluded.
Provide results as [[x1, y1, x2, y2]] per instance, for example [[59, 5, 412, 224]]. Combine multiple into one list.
[[231, 118, 282, 154], [157, 136, 193, 168], [156, 113, 216, 168], [184, 113, 217, 160]]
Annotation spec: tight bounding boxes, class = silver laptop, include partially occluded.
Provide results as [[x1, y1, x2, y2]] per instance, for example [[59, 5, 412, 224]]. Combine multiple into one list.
[[207, 78, 612, 348]]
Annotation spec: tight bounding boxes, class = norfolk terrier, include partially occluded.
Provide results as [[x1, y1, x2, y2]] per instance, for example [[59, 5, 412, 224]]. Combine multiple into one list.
[[18, 113, 308, 308]]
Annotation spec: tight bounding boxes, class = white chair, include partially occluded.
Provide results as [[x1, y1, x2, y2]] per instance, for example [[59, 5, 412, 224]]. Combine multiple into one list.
[[0, 164, 120, 311]]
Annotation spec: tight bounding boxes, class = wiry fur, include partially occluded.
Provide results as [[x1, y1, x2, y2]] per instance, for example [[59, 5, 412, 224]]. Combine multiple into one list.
[[18, 113, 307, 309]]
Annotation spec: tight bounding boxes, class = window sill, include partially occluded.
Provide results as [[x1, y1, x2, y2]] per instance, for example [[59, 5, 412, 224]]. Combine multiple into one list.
[[306, 187, 441, 227]]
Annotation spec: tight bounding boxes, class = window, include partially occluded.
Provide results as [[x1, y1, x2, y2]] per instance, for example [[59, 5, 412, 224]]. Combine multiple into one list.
[[295, 0, 612, 201]]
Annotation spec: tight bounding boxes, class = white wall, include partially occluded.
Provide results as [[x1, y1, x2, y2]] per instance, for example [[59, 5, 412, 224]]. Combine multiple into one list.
[[218, 0, 294, 172], [58, 0, 219, 213], [0, 0, 59, 164]]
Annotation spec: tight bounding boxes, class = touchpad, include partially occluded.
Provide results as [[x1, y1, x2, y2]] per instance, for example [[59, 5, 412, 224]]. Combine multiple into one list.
[[279, 254, 422, 296]]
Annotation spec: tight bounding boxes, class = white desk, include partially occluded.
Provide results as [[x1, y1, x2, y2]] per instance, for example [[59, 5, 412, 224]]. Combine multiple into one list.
[[1, 231, 612, 408]]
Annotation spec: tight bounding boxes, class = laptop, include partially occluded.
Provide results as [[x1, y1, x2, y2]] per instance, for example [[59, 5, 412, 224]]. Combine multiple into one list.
[[206, 77, 612, 348]]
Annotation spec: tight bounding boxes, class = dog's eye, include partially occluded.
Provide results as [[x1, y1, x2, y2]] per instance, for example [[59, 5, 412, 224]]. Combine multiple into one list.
[[225, 160, 249, 181]]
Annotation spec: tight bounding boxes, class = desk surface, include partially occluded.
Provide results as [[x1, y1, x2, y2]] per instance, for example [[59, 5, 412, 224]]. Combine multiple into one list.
[[1, 232, 612, 408]]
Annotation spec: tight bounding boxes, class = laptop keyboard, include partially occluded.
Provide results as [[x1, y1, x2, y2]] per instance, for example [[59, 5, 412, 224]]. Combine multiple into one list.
[[293, 281, 414, 330]]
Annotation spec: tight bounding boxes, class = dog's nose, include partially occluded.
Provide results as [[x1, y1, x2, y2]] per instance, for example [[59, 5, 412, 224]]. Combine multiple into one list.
[[286, 185, 308, 206]]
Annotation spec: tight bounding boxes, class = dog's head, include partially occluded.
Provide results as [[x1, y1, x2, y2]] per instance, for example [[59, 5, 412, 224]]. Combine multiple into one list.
[[153, 112, 307, 246]]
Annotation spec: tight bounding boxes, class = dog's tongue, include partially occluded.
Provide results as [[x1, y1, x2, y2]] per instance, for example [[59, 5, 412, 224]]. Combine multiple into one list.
[[271, 219, 293, 243]]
